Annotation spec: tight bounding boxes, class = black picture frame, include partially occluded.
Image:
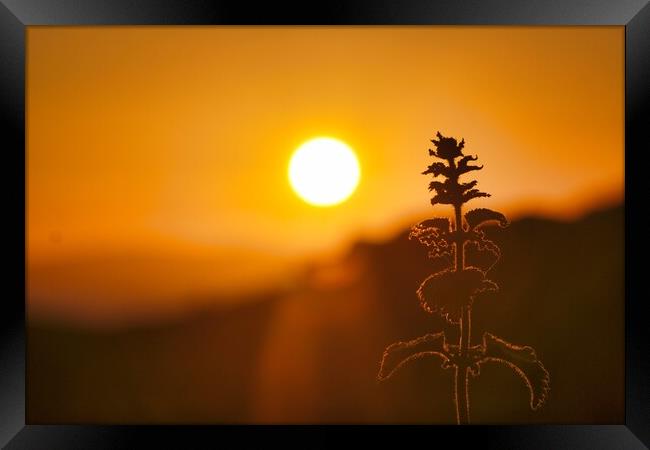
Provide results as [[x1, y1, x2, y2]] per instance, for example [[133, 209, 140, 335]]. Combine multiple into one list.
[[1, 1, 648, 448]]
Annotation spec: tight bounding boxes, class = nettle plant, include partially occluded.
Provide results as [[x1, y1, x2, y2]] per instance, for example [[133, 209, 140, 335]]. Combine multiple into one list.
[[378, 132, 550, 424]]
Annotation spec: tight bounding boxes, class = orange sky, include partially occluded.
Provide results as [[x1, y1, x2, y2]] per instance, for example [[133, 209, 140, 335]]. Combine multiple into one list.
[[27, 26, 623, 324]]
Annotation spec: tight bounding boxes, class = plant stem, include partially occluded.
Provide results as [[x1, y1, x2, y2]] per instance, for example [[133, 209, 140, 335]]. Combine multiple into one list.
[[454, 203, 471, 424], [460, 306, 471, 357], [455, 365, 470, 424], [454, 204, 464, 271]]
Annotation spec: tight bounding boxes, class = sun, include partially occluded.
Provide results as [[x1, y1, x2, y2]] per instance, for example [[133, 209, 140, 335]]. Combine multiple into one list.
[[288, 137, 361, 207]]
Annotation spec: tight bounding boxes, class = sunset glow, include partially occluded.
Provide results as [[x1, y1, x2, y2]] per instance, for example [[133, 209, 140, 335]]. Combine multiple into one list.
[[26, 26, 624, 325]]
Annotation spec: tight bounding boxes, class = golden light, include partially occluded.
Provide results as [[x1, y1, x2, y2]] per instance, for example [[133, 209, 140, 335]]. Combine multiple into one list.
[[288, 137, 361, 207]]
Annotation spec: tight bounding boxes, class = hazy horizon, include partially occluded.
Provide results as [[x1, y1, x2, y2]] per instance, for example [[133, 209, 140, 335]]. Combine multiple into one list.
[[28, 200, 622, 328]]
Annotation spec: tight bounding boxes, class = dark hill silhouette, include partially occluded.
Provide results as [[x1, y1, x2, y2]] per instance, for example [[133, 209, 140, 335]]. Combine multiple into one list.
[[27, 204, 623, 423]]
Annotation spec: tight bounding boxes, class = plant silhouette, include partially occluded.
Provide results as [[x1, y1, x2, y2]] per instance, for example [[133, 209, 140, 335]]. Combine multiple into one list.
[[378, 132, 550, 424]]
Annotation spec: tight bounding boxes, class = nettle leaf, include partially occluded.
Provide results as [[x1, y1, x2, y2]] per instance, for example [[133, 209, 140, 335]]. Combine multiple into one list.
[[377, 332, 452, 381], [465, 208, 508, 230], [464, 228, 502, 272], [458, 154, 478, 165], [417, 218, 451, 234], [462, 189, 491, 204], [479, 333, 551, 410], [472, 229, 501, 258], [464, 241, 499, 273], [422, 162, 451, 178], [429, 180, 446, 193], [457, 155, 483, 175], [417, 268, 498, 324], [409, 220, 452, 262], [459, 180, 478, 193], [409, 219, 450, 244], [431, 191, 457, 206]]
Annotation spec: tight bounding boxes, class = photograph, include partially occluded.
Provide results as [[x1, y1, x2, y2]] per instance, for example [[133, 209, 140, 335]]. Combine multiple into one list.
[[26, 25, 624, 425]]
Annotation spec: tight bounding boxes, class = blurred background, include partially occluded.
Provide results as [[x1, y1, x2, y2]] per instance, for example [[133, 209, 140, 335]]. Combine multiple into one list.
[[26, 26, 623, 423]]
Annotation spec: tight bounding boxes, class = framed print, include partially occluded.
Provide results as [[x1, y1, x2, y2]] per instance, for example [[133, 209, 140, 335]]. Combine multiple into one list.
[[1, 0, 648, 448]]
